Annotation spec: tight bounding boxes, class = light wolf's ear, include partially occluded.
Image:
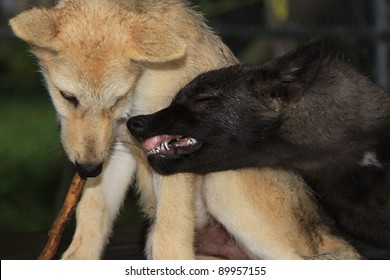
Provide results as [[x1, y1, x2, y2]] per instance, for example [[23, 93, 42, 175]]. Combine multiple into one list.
[[9, 8, 60, 52], [130, 19, 187, 63]]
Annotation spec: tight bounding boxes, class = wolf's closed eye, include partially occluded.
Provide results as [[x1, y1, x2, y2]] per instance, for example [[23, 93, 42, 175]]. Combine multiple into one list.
[[191, 90, 221, 103], [60, 91, 79, 107], [192, 95, 214, 103], [111, 95, 127, 110]]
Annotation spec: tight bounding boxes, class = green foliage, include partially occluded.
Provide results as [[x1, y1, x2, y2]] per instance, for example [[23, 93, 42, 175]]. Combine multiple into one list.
[[0, 41, 44, 96], [0, 96, 65, 231]]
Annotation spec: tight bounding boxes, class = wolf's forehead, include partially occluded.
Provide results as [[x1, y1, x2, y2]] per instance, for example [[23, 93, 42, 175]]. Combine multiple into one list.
[[46, 49, 135, 103], [52, 47, 126, 91], [52, 10, 135, 90], [56, 3, 133, 52]]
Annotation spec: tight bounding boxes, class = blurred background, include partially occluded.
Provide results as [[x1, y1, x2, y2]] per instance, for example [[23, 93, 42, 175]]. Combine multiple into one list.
[[0, 0, 389, 233]]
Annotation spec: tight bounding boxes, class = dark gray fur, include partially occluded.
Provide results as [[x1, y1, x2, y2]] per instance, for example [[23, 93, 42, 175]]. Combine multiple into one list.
[[128, 39, 390, 257]]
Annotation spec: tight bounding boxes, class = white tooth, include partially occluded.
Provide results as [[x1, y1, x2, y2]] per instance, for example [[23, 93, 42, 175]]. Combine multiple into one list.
[[164, 141, 169, 150], [160, 143, 166, 150]]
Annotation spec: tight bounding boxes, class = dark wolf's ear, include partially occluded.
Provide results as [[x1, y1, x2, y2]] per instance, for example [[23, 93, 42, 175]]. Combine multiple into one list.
[[273, 38, 323, 82], [262, 38, 324, 102]]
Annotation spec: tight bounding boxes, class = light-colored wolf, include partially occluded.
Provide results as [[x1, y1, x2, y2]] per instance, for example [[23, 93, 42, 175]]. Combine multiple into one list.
[[10, 0, 359, 259]]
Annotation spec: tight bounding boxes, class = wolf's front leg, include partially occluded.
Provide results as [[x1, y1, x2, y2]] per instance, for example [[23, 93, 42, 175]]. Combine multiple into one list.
[[204, 170, 304, 260], [145, 173, 198, 259], [62, 143, 137, 259]]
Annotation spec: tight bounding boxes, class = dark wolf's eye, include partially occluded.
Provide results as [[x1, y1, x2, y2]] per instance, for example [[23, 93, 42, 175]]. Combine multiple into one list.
[[60, 91, 79, 107], [192, 92, 219, 103], [193, 96, 214, 103]]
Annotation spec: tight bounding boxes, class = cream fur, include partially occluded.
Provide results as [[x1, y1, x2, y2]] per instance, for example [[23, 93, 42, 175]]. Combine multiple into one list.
[[10, 0, 359, 259]]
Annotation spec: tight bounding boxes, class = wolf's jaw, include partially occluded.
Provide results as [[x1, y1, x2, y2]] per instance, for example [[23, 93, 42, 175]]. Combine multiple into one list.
[[142, 135, 201, 158]]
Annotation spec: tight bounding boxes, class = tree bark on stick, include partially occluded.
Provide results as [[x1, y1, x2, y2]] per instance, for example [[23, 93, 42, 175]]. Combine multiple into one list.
[[38, 173, 86, 260]]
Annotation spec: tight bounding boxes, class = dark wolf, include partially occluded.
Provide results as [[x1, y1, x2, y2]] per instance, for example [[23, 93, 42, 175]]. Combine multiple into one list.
[[127, 39, 390, 254]]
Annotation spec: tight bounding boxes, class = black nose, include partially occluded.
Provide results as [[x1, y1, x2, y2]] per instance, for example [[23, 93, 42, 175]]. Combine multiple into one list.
[[75, 162, 103, 178], [127, 115, 150, 135]]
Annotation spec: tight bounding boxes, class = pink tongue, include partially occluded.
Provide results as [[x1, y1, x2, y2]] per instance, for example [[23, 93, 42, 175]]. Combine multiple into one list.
[[142, 135, 180, 151]]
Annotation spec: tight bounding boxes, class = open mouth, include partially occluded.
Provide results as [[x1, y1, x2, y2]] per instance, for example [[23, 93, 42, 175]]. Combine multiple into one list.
[[142, 135, 202, 159]]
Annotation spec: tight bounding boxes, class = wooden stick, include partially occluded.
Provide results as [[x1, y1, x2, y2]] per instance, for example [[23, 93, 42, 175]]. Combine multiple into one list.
[[38, 172, 86, 260]]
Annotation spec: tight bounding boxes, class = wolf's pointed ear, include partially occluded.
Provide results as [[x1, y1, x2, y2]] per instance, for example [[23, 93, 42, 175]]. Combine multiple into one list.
[[272, 38, 324, 83], [251, 39, 324, 104], [129, 19, 187, 63], [9, 8, 60, 52], [261, 38, 324, 102]]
